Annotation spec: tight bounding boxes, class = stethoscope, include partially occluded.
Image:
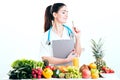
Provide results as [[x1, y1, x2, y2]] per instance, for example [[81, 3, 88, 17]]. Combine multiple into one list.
[[46, 25, 74, 45]]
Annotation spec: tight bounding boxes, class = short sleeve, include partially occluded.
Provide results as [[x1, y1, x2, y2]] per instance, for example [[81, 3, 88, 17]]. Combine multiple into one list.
[[39, 33, 53, 61]]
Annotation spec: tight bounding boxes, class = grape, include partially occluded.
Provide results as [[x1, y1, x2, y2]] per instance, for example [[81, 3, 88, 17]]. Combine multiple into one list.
[[64, 66, 82, 78], [59, 73, 65, 78]]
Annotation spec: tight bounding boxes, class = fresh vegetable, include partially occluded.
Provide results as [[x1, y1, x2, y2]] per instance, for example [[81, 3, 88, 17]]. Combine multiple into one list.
[[32, 68, 42, 79], [8, 65, 32, 79], [52, 69, 61, 78], [11, 59, 43, 69], [8, 59, 44, 79], [100, 66, 114, 73], [42, 59, 49, 69], [42, 68, 53, 78]]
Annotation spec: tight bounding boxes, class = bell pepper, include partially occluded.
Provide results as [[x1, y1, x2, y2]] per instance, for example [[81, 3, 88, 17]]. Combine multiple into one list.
[[42, 68, 53, 78]]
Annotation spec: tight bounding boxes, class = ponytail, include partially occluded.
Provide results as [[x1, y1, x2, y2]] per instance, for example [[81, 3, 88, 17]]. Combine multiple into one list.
[[44, 3, 66, 32], [44, 5, 53, 32]]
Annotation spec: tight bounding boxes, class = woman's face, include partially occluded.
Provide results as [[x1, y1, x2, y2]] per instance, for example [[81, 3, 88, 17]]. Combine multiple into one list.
[[53, 6, 68, 24]]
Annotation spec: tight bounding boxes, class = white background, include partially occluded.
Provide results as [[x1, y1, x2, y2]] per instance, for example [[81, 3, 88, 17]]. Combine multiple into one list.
[[0, 0, 120, 79]]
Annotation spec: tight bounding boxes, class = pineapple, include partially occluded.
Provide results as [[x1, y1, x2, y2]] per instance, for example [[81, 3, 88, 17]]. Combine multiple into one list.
[[91, 38, 106, 71]]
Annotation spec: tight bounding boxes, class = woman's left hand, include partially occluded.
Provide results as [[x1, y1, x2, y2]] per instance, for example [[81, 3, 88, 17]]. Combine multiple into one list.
[[72, 27, 81, 39]]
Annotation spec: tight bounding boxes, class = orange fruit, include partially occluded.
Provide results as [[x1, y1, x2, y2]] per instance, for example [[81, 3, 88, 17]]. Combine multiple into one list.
[[91, 73, 99, 79], [89, 63, 97, 69]]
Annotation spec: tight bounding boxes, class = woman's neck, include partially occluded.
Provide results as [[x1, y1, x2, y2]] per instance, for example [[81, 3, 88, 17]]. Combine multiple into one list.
[[52, 21, 64, 31], [52, 21, 64, 37]]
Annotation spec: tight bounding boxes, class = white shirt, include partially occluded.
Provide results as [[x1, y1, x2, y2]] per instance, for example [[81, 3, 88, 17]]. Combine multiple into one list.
[[40, 27, 73, 61]]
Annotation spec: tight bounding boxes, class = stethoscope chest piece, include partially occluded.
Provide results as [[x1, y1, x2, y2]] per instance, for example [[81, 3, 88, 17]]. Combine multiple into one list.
[[46, 40, 51, 45], [69, 33, 74, 39]]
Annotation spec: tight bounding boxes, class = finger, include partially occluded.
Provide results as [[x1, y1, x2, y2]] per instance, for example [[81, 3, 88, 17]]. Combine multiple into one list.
[[75, 27, 80, 33], [72, 27, 76, 31], [41, 57, 44, 60], [68, 52, 75, 57], [72, 27, 79, 33], [42, 56, 47, 60]]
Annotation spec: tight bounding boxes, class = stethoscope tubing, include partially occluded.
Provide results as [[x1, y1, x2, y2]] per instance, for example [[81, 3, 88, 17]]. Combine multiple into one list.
[[46, 25, 74, 45]]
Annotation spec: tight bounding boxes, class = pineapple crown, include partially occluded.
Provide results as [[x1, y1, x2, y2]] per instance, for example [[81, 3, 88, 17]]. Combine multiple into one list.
[[91, 38, 104, 59]]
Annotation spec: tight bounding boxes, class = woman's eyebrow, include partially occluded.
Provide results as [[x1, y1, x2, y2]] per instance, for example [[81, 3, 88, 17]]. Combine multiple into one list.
[[61, 10, 68, 12]]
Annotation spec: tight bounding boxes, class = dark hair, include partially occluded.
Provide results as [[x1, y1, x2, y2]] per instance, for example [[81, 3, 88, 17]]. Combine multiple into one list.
[[44, 3, 66, 32]]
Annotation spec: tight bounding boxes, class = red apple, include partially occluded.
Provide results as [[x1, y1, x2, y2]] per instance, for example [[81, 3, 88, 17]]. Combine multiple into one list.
[[82, 68, 91, 78]]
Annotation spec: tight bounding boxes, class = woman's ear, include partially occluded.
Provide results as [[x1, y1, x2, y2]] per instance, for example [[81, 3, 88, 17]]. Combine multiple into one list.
[[53, 12, 57, 18]]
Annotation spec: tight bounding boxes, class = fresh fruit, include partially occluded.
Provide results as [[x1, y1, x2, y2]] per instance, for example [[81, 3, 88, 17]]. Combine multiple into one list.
[[91, 68, 99, 79], [89, 63, 97, 69], [64, 73, 73, 79], [91, 68, 99, 74], [57, 66, 68, 73], [82, 68, 91, 78], [79, 64, 89, 72], [91, 38, 106, 71], [91, 73, 99, 79], [66, 66, 82, 78], [59, 72, 65, 78], [80, 64, 90, 78]]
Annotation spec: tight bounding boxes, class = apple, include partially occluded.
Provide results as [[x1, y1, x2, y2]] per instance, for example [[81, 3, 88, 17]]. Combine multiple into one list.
[[82, 68, 91, 78]]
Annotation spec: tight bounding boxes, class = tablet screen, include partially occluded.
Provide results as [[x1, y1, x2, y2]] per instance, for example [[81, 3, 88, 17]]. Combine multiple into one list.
[[52, 39, 74, 66]]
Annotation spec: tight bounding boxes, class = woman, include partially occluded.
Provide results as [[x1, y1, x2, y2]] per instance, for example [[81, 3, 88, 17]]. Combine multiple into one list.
[[40, 3, 82, 65]]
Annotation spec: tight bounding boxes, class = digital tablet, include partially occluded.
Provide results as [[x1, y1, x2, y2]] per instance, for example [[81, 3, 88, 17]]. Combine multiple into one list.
[[52, 39, 74, 66]]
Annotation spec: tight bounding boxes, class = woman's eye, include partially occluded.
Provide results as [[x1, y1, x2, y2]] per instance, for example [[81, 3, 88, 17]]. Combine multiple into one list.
[[62, 12, 65, 14], [62, 11, 68, 14]]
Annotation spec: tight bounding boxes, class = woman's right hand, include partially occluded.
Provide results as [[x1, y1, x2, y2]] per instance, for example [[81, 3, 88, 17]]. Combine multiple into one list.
[[66, 50, 78, 62]]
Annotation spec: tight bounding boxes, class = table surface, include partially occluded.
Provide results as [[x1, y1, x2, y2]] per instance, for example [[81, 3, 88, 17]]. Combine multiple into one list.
[[7, 77, 120, 80], [6, 73, 120, 80]]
